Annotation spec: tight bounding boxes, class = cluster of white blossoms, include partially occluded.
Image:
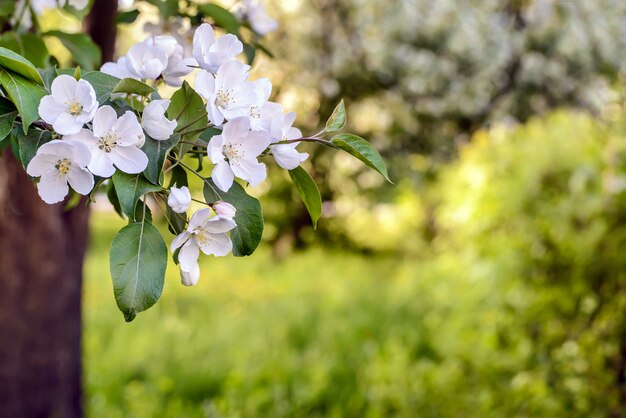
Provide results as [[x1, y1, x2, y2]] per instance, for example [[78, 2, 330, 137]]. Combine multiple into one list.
[[32, 74, 158, 202], [30, 22, 308, 286]]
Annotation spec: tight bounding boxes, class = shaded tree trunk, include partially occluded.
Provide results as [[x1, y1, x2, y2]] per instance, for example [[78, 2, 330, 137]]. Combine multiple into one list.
[[0, 2, 117, 417]]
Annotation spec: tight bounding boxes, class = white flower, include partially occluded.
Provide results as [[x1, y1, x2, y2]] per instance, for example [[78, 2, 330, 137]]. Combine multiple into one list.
[[26, 140, 94, 204], [65, 0, 89, 10], [146, 35, 195, 87], [65, 106, 147, 177], [212, 201, 236, 220], [269, 112, 308, 170], [32, 0, 88, 13], [142, 99, 177, 140], [126, 40, 169, 80], [195, 62, 255, 126], [246, 78, 282, 132], [144, 17, 193, 56], [192, 23, 243, 73], [101, 57, 139, 80], [168, 186, 191, 214], [180, 264, 200, 286], [38, 75, 98, 136], [236, 0, 278, 36], [171, 208, 237, 274], [208, 117, 272, 192]]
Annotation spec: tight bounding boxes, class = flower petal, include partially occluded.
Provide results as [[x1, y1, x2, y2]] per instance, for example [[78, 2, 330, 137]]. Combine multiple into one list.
[[92, 105, 118, 138], [50, 75, 77, 103], [231, 158, 266, 186], [188, 208, 213, 231], [203, 216, 236, 234], [53, 112, 83, 136], [37, 173, 69, 204], [114, 111, 143, 145], [110, 146, 148, 174], [198, 232, 232, 257], [67, 167, 94, 195], [38, 95, 65, 124], [179, 238, 200, 272], [170, 231, 191, 252], [212, 161, 235, 192]]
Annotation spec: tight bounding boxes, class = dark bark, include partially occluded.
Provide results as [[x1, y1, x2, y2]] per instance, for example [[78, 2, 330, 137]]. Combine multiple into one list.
[[0, 1, 117, 417], [0, 152, 90, 418]]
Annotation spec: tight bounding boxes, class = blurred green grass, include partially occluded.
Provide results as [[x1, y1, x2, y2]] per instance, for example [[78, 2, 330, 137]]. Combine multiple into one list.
[[84, 213, 504, 418]]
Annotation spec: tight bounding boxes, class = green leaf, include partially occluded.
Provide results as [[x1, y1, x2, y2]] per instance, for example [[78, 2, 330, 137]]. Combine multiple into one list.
[[43, 31, 101, 71], [39, 68, 58, 91], [145, 0, 178, 18], [0, 97, 17, 142], [82, 71, 119, 104], [330, 133, 391, 183], [166, 205, 187, 235], [107, 181, 124, 218], [0, 68, 47, 132], [199, 127, 221, 143], [0, 110, 17, 142], [0, 46, 44, 85], [0, 32, 50, 69], [109, 220, 167, 322], [167, 81, 208, 153], [168, 164, 188, 188], [203, 179, 263, 257], [198, 4, 240, 34], [17, 129, 53, 168], [325, 99, 346, 132], [289, 166, 322, 229], [116, 9, 140, 24], [141, 134, 180, 185], [112, 172, 162, 221], [113, 78, 155, 96]]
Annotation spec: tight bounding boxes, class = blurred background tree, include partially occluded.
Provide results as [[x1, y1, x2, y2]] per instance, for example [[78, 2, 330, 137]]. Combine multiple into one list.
[[257, 0, 626, 252]]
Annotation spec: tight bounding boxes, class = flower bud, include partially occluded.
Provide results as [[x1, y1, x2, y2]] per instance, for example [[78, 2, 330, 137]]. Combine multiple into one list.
[[168, 186, 191, 213], [180, 263, 200, 286], [213, 201, 236, 220], [142, 99, 177, 140]]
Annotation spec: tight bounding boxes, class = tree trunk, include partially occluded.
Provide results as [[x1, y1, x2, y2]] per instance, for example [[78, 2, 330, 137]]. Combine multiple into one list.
[[0, 2, 117, 417]]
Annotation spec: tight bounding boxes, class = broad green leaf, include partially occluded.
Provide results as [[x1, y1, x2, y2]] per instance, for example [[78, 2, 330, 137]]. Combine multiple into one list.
[[198, 4, 240, 34], [112, 172, 162, 221], [116, 9, 140, 24], [168, 164, 188, 188], [82, 71, 118, 104], [166, 205, 187, 236], [289, 166, 322, 229], [331, 133, 391, 183], [39, 68, 57, 91], [203, 179, 263, 257], [113, 78, 155, 96], [243, 43, 256, 65], [107, 181, 124, 218], [43, 31, 101, 71], [0, 32, 50, 69], [145, 0, 178, 18], [0, 111, 17, 142], [17, 129, 53, 168], [199, 127, 222, 143], [325, 99, 346, 132], [0, 46, 44, 85], [0, 68, 47, 131], [141, 134, 180, 185], [109, 220, 167, 322], [167, 81, 208, 153], [0, 97, 17, 142]]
